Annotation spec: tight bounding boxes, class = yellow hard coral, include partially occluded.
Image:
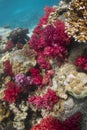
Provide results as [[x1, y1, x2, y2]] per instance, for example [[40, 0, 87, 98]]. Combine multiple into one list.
[[65, 72, 87, 98], [65, 0, 87, 43]]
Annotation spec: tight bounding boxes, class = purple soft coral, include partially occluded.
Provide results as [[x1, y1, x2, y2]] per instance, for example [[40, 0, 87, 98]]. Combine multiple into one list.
[[15, 73, 33, 87]]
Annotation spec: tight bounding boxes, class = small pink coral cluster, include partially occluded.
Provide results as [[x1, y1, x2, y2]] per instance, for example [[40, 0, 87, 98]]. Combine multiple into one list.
[[31, 112, 82, 130], [29, 89, 59, 110]]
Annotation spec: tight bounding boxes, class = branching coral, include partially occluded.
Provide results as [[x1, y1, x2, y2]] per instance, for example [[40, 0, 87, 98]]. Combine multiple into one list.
[[65, 0, 87, 43]]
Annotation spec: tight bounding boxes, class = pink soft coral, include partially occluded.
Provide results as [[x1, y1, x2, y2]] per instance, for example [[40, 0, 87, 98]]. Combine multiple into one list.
[[37, 55, 51, 70], [29, 89, 59, 110]]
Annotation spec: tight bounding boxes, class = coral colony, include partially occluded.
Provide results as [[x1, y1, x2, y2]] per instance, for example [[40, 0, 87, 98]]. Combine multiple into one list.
[[0, 0, 87, 129]]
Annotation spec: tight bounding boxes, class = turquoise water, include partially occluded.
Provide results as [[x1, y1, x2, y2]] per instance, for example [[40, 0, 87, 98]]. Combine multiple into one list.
[[0, 0, 59, 29]]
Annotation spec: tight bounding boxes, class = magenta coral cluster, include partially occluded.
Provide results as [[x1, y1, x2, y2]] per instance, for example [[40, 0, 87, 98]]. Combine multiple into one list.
[[31, 112, 82, 130], [30, 22, 70, 56], [74, 56, 87, 71], [30, 17, 70, 70], [30, 67, 43, 86], [37, 55, 51, 70], [29, 89, 59, 110], [4, 82, 21, 103]]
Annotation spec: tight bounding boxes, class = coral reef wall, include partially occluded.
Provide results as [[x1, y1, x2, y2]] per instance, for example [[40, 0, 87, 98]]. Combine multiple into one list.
[[0, 0, 87, 130]]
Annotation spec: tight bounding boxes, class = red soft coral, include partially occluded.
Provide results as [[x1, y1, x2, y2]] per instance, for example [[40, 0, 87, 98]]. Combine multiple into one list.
[[4, 60, 14, 76], [54, 20, 70, 46], [29, 67, 43, 86], [37, 55, 51, 70], [30, 8, 70, 71], [31, 112, 82, 130], [31, 116, 62, 130], [30, 67, 40, 77], [4, 82, 20, 103], [42, 23, 70, 47], [33, 75, 43, 86], [29, 89, 59, 110], [74, 56, 87, 71], [30, 21, 70, 63], [43, 46, 68, 60]]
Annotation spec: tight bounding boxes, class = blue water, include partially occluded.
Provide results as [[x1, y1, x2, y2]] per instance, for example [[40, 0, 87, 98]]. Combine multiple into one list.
[[0, 0, 59, 29]]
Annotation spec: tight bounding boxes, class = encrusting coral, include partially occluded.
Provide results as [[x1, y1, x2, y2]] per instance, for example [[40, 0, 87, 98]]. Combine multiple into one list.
[[65, 0, 87, 43]]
